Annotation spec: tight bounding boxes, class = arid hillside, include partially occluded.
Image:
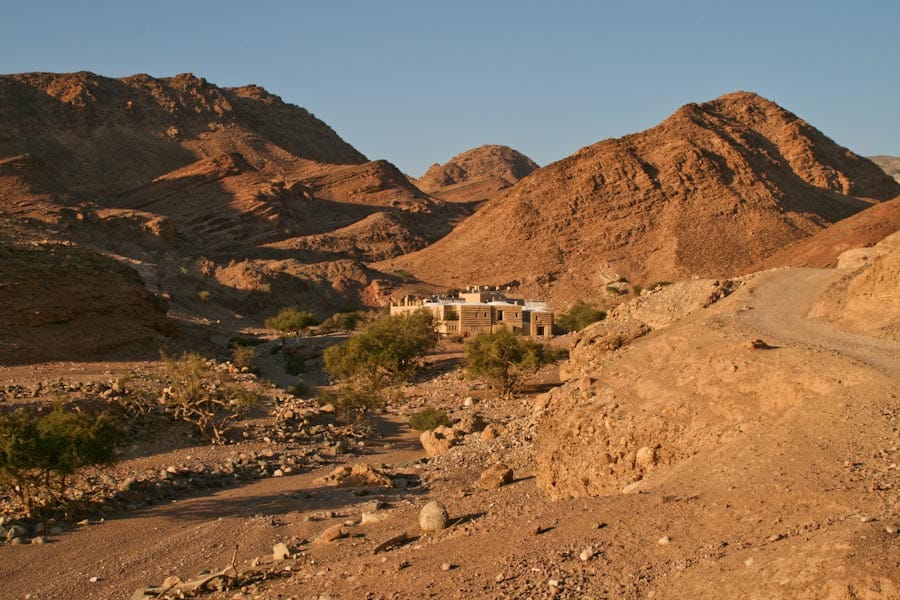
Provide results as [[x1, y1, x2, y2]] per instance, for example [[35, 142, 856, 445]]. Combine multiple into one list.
[[0, 71, 366, 194], [0, 71, 472, 363], [870, 155, 900, 182], [416, 144, 539, 202], [388, 92, 900, 305]]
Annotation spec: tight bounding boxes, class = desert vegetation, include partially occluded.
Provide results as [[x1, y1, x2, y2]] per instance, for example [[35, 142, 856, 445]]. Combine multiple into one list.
[[464, 329, 553, 396]]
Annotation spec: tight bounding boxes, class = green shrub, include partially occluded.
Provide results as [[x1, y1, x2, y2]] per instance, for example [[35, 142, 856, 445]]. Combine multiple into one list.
[[556, 301, 607, 333], [318, 382, 389, 425], [284, 353, 306, 376], [409, 407, 451, 431], [161, 353, 261, 442], [230, 344, 257, 373], [287, 382, 309, 397], [465, 329, 553, 397], [632, 284, 643, 296], [265, 307, 319, 333], [0, 406, 124, 516], [197, 290, 211, 302], [318, 311, 364, 334]]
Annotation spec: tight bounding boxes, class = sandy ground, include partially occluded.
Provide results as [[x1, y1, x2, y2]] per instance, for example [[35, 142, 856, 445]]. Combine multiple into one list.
[[0, 267, 898, 600]]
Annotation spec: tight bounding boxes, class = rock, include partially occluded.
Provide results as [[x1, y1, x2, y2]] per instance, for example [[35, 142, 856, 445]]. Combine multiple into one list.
[[320, 463, 393, 487], [49, 527, 63, 535], [478, 463, 514, 490], [273, 542, 291, 560], [361, 512, 386, 525], [453, 413, 487, 435], [635, 446, 657, 469], [441, 562, 454, 571], [320, 403, 336, 414], [463, 396, 476, 407], [359, 500, 384, 512], [420, 426, 459, 457], [579, 547, 594, 561], [481, 424, 500, 442], [745, 338, 774, 350], [272, 469, 284, 477], [7, 525, 27, 539], [658, 535, 671, 545], [162, 576, 182, 588], [31, 536, 46, 545], [316, 525, 347, 543], [419, 500, 449, 532], [885, 525, 898, 535]]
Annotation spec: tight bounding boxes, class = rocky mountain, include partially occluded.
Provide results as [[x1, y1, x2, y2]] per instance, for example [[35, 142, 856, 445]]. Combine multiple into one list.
[[869, 155, 900, 182], [387, 92, 900, 305], [0, 71, 473, 362], [416, 144, 539, 202]]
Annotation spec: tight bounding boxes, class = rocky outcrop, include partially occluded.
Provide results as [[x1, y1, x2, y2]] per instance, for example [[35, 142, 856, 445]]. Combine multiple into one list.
[[416, 145, 539, 202]]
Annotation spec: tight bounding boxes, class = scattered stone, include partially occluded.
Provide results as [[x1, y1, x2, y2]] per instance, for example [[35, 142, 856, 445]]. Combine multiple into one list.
[[480, 424, 500, 442], [89, 576, 100, 583], [272, 469, 284, 477], [162, 576, 182, 588], [478, 463, 514, 490], [463, 396, 477, 407], [7, 525, 27, 539], [361, 512, 387, 525], [579, 547, 594, 561], [31, 536, 46, 545], [885, 525, 898, 535], [495, 573, 505, 583], [372, 532, 409, 554], [419, 500, 449, 532], [441, 562, 454, 571], [657, 535, 671, 545], [745, 338, 774, 350], [453, 413, 487, 435], [359, 500, 384, 512], [316, 525, 347, 543], [635, 446, 657, 469], [420, 426, 459, 457], [320, 463, 392, 488], [273, 542, 291, 561]]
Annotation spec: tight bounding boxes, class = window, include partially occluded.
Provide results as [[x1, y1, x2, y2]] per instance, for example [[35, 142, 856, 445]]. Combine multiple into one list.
[[497, 310, 504, 321], [537, 326, 545, 336]]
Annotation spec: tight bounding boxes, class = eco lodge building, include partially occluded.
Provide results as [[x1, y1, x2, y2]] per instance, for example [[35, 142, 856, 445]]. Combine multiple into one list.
[[390, 286, 554, 338]]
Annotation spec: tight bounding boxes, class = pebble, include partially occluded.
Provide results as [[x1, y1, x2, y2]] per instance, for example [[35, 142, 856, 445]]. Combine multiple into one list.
[[89, 576, 100, 583], [441, 562, 453, 571], [885, 525, 898, 535], [657, 535, 671, 545], [31, 536, 46, 545], [495, 573, 505, 583], [273, 469, 284, 477], [579, 547, 594, 561]]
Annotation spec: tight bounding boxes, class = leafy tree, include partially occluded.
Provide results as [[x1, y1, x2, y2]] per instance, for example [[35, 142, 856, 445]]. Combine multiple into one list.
[[0, 406, 123, 516], [465, 329, 553, 397], [556, 301, 607, 333], [161, 353, 261, 442], [323, 310, 438, 420], [324, 310, 438, 388], [265, 307, 319, 333]]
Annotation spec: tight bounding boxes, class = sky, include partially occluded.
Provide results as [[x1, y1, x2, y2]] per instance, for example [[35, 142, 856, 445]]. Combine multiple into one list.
[[2, 0, 898, 176]]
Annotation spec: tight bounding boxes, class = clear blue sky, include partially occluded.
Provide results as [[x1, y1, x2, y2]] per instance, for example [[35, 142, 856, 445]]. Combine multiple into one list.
[[2, 1, 898, 176]]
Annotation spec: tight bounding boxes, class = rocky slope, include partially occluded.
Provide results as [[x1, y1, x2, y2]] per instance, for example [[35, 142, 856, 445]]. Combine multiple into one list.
[[388, 92, 900, 305], [0, 72, 475, 362], [810, 230, 900, 340], [0, 71, 366, 194], [416, 144, 539, 202], [870, 155, 900, 182]]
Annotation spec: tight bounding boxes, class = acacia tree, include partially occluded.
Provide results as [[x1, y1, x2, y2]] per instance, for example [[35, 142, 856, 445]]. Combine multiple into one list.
[[0, 406, 123, 516], [323, 310, 438, 419], [465, 329, 553, 397]]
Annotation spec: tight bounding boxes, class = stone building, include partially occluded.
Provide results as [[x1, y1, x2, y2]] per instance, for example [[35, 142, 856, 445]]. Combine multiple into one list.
[[390, 287, 553, 338]]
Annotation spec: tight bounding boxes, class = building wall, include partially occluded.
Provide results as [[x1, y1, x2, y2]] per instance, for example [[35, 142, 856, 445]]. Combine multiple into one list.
[[390, 299, 552, 338]]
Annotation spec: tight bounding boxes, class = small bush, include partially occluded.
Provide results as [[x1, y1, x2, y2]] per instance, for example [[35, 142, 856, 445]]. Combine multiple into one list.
[[265, 307, 319, 333], [409, 407, 451, 431], [160, 353, 261, 442], [228, 336, 264, 348], [230, 344, 258, 373], [318, 311, 364, 334], [465, 329, 553, 397], [632, 284, 643, 296], [197, 290, 211, 302], [556, 301, 606, 333], [284, 353, 306, 376], [0, 406, 124, 516], [318, 382, 388, 425]]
